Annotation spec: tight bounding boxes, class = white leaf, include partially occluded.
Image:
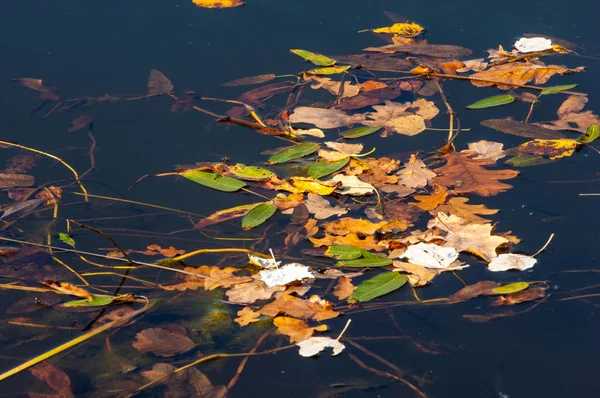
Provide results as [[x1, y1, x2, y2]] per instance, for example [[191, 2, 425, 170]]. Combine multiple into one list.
[[401, 242, 459, 269], [297, 336, 345, 357], [514, 37, 552, 53], [248, 254, 280, 269], [329, 175, 375, 196], [488, 253, 537, 272], [258, 263, 314, 287]]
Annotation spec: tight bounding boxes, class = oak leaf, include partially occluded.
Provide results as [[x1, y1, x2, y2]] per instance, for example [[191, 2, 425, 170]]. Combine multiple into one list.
[[204, 267, 252, 290], [273, 316, 328, 342], [433, 150, 518, 197], [396, 154, 436, 188], [259, 294, 339, 321], [409, 185, 448, 211]]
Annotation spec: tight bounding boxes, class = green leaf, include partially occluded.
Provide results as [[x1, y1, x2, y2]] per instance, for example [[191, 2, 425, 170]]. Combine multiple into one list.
[[335, 258, 393, 268], [62, 295, 114, 307], [228, 164, 274, 181], [467, 94, 515, 109], [359, 249, 379, 259], [576, 124, 599, 144], [351, 272, 408, 302], [491, 282, 529, 295], [308, 158, 349, 179], [307, 65, 351, 75], [59, 233, 75, 248], [268, 142, 320, 164], [325, 245, 363, 260], [505, 154, 555, 167], [290, 49, 336, 66], [540, 84, 578, 95], [342, 126, 382, 139], [181, 170, 246, 192], [241, 203, 277, 230]]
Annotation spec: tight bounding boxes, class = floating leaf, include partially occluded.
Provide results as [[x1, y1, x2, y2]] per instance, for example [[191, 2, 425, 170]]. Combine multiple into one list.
[[259, 294, 339, 321], [491, 282, 530, 295], [274, 316, 328, 343], [297, 336, 345, 357], [505, 154, 554, 167], [469, 63, 583, 90], [305, 193, 348, 220], [517, 138, 578, 160], [325, 245, 363, 260], [222, 73, 276, 87], [540, 84, 578, 95], [67, 115, 94, 132], [492, 287, 547, 306], [401, 243, 459, 269], [59, 233, 75, 248], [467, 94, 515, 109], [514, 37, 553, 53], [259, 263, 314, 287], [333, 277, 357, 299], [290, 49, 336, 66], [148, 69, 173, 94], [242, 203, 277, 230], [62, 295, 114, 307], [14, 77, 55, 93], [577, 124, 599, 144], [308, 158, 349, 179], [342, 126, 383, 139], [192, 0, 244, 7], [351, 272, 408, 302], [335, 258, 393, 268], [42, 280, 92, 299], [0, 173, 35, 188], [227, 164, 274, 181], [370, 22, 424, 37], [289, 107, 365, 129], [307, 65, 351, 75], [268, 142, 321, 164], [488, 253, 537, 272], [194, 203, 260, 229], [180, 170, 246, 192]]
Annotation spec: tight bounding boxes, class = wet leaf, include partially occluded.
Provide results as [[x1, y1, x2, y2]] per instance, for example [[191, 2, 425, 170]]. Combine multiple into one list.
[[133, 327, 196, 357], [277, 176, 340, 195], [365, 44, 473, 59], [410, 185, 448, 211], [333, 277, 356, 299], [62, 295, 114, 307], [30, 362, 72, 396], [362, 99, 439, 136], [342, 126, 383, 139], [334, 53, 413, 72], [491, 282, 530, 295], [234, 307, 262, 326], [370, 22, 424, 37], [392, 260, 445, 287], [467, 140, 505, 161], [351, 272, 408, 302], [205, 267, 253, 290], [222, 73, 276, 87], [227, 164, 274, 181], [268, 142, 320, 164], [67, 114, 94, 132], [297, 336, 345, 357], [325, 245, 363, 260], [322, 218, 388, 236], [491, 287, 547, 306], [311, 233, 385, 252], [242, 203, 277, 230], [308, 76, 361, 98], [193, 0, 243, 7], [488, 253, 537, 272], [401, 243, 459, 269], [308, 158, 349, 179], [436, 197, 498, 224], [467, 94, 514, 109], [0, 173, 35, 188], [481, 119, 566, 139], [141, 363, 226, 398], [259, 294, 339, 321], [469, 63, 583, 90], [194, 203, 260, 229], [540, 84, 578, 95], [42, 280, 92, 299], [1, 198, 45, 219], [289, 107, 365, 129], [396, 154, 436, 188], [180, 170, 246, 192], [58, 233, 75, 248], [258, 263, 314, 287], [517, 138, 578, 160], [505, 154, 554, 167], [514, 37, 553, 53], [15, 77, 55, 92], [335, 257, 393, 268], [305, 193, 348, 219], [433, 150, 519, 197], [145, 244, 186, 257], [274, 316, 328, 343], [448, 281, 500, 303], [226, 280, 286, 304], [330, 174, 375, 196], [307, 65, 352, 75], [290, 49, 336, 66], [576, 124, 599, 144], [148, 69, 173, 94]]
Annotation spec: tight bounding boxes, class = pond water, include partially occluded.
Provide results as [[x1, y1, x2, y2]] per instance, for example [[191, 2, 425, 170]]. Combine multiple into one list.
[[1, 1, 599, 397]]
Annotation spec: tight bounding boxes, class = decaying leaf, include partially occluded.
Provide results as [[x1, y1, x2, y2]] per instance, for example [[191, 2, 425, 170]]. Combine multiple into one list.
[[329, 174, 375, 196], [204, 267, 253, 290], [297, 336, 345, 357], [148, 69, 173, 94], [289, 107, 366, 129], [309, 76, 361, 98], [192, 0, 244, 8], [469, 63, 583, 90], [488, 253, 537, 272], [133, 327, 196, 357], [30, 362, 73, 397], [362, 99, 438, 136], [258, 263, 314, 287], [491, 287, 547, 306], [468, 140, 506, 161], [448, 280, 500, 303], [273, 316, 328, 343], [141, 363, 226, 398], [401, 243, 459, 269], [0, 173, 35, 188], [517, 138, 579, 160], [42, 280, 92, 299]]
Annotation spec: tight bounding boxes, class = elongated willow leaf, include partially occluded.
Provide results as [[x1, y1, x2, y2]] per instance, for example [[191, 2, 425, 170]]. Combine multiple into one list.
[[62, 295, 114, 307], [491, 282, 529, 295], [335, 258, 393, 268], [307, 65, 351, 75], [290, 49, 336, 66], [59, 233, 76, 248], [241, 203, 277, 230], [180, 170, 246, 192], [268, 142, 320, 164], [325, 245, 363, 260], [540, 84, 578, 95], [351, 272, 408, 302], [467, 94, 514, 109], [194, 203, 261, 229], [342, 126, 382, 139], [577, 124, 599, 144], [227, 164, 274, 181], [308, 158, 349, 179]]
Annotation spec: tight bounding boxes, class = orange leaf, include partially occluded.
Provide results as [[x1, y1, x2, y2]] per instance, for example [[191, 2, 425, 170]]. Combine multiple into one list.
[[234, 307, 262, 326], [273, 316, 328, 342], [42, 280, 92, 299], [410, 185, 448, 210], [259, 294, 339, 321]]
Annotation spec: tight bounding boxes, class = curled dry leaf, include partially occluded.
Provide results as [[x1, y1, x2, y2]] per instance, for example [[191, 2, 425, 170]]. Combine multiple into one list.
[[42, 280, 92, 299], [273, 316, 328, 343], [133, 327, 196, 357]]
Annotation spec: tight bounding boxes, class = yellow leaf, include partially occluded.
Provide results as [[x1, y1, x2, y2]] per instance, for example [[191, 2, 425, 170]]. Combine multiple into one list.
[[371, 23, 424, 37], [192, 0, 244, 8], [322, 217, 388, 236], [273, 316, 328, 342], [276, 177, 340, 195], [517, 138, 578, 160], [235, 307, 262, 327], [309, 233, 386, 252]]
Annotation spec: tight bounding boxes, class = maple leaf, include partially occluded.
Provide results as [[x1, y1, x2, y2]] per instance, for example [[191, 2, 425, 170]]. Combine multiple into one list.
[[433, 150, 519, 197], [322, 217, 388, 236], [273, 316, 328, 343], [234, 307, 262, 327], [259, 294, 339, 321], [428, 213, 509, 261], [396, 154, 436, 188], [436, 197, 498, 224], [469, 62, 584, 90], [333, 276, 356, 299]]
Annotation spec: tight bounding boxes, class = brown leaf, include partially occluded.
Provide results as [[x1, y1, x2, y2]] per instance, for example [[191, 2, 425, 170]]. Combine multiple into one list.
[[226, 279, 286, 304], [148, 69, 173, 94], [334, 53, 413, 71], [42, 280, 92, 299], [338, 86, 403, 110], [362, 99, 438, 136], [364, 44, 473, 59], [436, 197, 498, 224], [491, 288, 547, 306], [234, 306, 262, 326], [161, 265, 210, 291], [30, 362, 72, 396], [467, 140, 505, 161], [433, 150, 518, 197], [0, 173, 35, 188], [333, 277, 356, 299], [238, 82, 294, 106], [259, 294, 339, 321], [392, 260, 442, 286], [204, 267, 252, 290], [305, 193, 348, 220], [133, 327, 196, 357], [469, 63, 584, 90], [141, 363, 226, 398], [67, 115, 94, 132], [145, 244, 186, 258], [4, 154, 37, 174], [222, 73, 277, 87], [481, 119, 566, 139], [289, 106, 366, 129], [309, 76, 361, 98], [557, 95, 588, 119], [15, 78, 55, 93], [448, 281, 501, 303], [273, 316, 328, 342]]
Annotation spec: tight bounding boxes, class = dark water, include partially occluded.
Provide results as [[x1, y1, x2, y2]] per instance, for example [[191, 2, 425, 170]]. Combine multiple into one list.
[[1, 1, 600, 397]]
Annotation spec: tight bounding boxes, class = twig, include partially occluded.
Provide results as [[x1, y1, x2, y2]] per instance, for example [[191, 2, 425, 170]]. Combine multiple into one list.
[[226, 331, 271, 391], [432, 79, 454, 143]]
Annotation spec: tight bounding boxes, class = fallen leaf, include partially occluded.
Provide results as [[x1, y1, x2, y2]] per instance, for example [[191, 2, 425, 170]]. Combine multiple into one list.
[[226, 279, 286, 304], [448, 280, 500, 303], [290, 49, 336, 66], [334, 53, 413, 72], [237, 82, 295, 106], [305, 193, 348, 219], [259, 294, 339, 321], [204, 267, 253, 290], [400, 242, 459, 269], [333, 277, 356, 299], [410, 185, 448, 211], [30, 362, 72, 397], [67, 115, 94, 132], [15, 77, 55, 92], [436, 197, 498, 224], [258, 263, 314, 287], [433, 150, 519, 197], [322, 218, 388, 236], [234, 307, 262, 326], [192, 0, 244, 8], [392, 260, 443, 286], [467, 140, 505, 161], [488, 253, 537, 272], [370, 22, 424, 37], [0, 173, 35, 188], [514, 37, 552, 53], [289, 106, 365, 129], [161, 265, 210, 291], [351, 271, 408, 302], [362, 99, 438, 136], [469, 63, 583, 90], [273, 316, 328, 342], [329, 174, 375, 196], [276, 176, 340, 195], [148, 69, 173, 94], [297, 336, 345, 357], [365, 44, 473, 59], [556, 95, 588, 119], [310, 233, 385, 252], [491, 287, 547, 306], [145, 244, 186, 257], [517, 138, 579, 160], [133, 327, 196, 357], [222, 73, 276, 87], [396, 154, 436, 188], [309, 76, 361, 98], [42, 280, 92, 299], [481, 119, 566, 139], [141, 363, 226, 398]]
